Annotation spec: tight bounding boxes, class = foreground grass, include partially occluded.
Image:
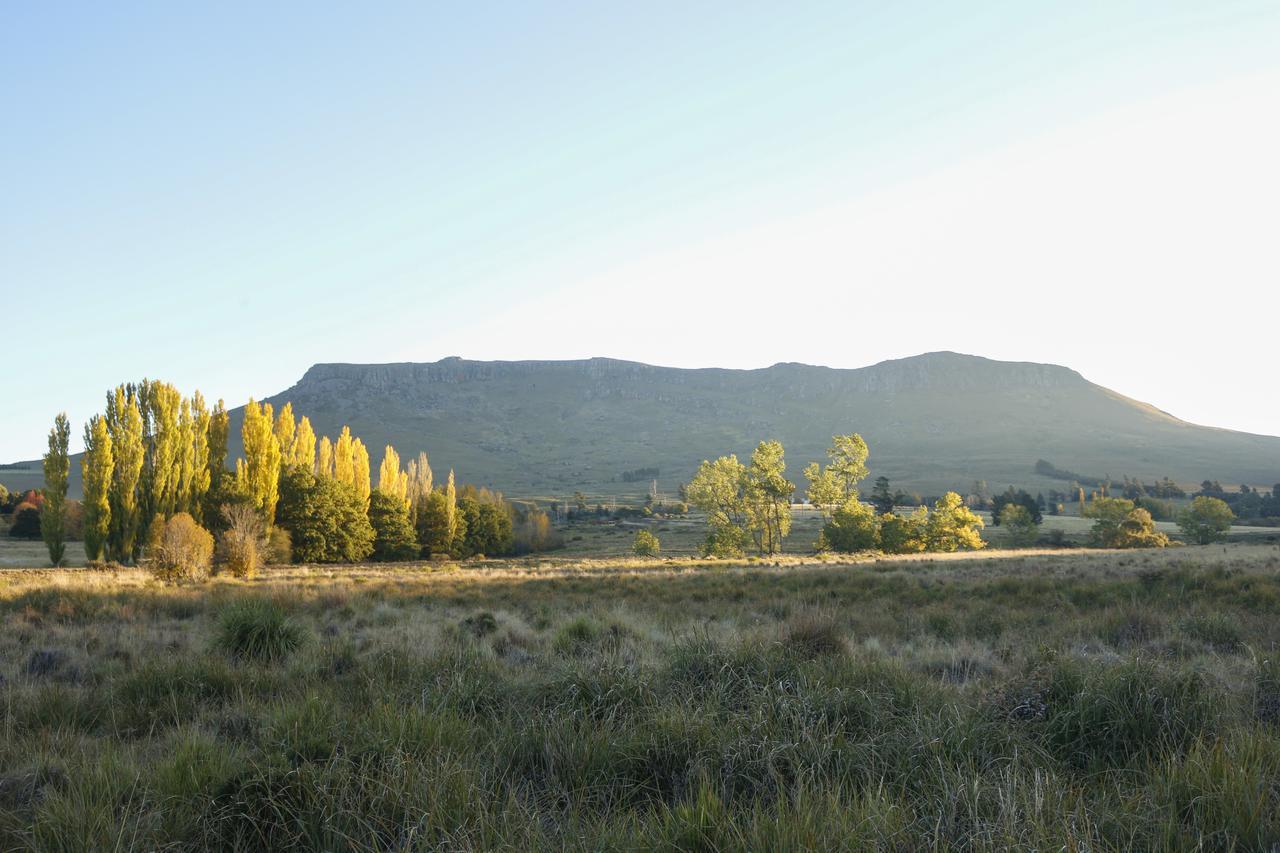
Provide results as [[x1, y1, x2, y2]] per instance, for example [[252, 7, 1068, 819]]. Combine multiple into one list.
[[1, 545, 1279, 850]]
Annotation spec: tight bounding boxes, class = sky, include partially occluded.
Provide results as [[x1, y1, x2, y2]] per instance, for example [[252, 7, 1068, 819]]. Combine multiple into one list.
[[3, 1, 1279, 460]]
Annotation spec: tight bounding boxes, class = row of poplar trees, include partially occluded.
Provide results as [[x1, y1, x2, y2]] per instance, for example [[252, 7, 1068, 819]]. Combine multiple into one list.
[[72, 380, 457, 563]]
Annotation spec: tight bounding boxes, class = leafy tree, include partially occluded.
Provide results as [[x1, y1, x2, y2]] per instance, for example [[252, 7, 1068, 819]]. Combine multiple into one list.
[[81, 415, 114, 561], [803, 433, 868, 516], [185, 393, 212, 521], [990, 488, 1042, 525], [870, 476, 895, 516], [1089, 498, 1169, 549], [378, 445, 409, 506], [40, 413, 71, 565], [456, 496, 512, 558], [406, 451, 433, 523], [140, 380, 183, 521], [1178, 496, 1235, 545], [237, 399, 282, 526], [821, 498, 879, 552], [106, 387, 145, 562], [316, 435, 334, 478], [292, 416, 317, 471], [632, 529, 660, 557], [687, 454, 749, 557], [998, 503, 1039, 547], [368, 489, 419, 561], [744, 440, 793, 555], [207, 399, 229, 488], [10, 504, 42, 538], [417, 490, 454, 557], [273, 402, 296, 461], [352, 438, 371, 506], [334, 427, 355, 486], [925, 492, 986, 552], [880, 508, 928, 554], [275, 467, 374, 563]]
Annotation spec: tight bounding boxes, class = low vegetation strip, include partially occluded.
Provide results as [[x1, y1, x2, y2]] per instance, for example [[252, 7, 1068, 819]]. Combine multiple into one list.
[[0, 545, 1278, 849]]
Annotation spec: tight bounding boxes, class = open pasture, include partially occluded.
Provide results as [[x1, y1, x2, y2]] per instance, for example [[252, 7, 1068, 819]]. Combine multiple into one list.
[[1, 543, 1279, 849]]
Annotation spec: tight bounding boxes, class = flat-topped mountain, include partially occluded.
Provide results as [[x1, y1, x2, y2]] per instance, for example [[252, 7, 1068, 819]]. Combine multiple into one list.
[[7, 352, 1277, 500], [250, 352, 1278, 498]]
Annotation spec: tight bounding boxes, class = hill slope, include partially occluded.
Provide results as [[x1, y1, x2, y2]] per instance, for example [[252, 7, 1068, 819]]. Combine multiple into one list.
[[7, 353, 1278, 500]]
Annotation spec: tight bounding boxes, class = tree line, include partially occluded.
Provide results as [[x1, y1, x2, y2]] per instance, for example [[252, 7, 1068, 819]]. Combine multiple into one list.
[[30, 380, 559, 571]]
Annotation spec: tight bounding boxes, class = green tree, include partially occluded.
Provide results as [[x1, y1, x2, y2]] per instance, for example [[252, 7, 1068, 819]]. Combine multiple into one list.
[[686, 454, 749, 557], [207, 398, 229, 488], [275, 467, 374, 563], [998, 503, 1039, 547], [925, 492, 986, 552], [456, 497, 513, 558], [238, 399, 282, 526], [1178, 496, 1234, 545], [185, 392, 212, 522], [141, 380, 183, 521], [870, 476, 894, 516], [744, 440, 794, 555], [40, 413, 71, 566], [1089, 498, 1169, 549], [106, 387, 145, 562], [417, 489, 454, 557], [368, 489, 419, 561], [81, 415, 114, 562], [632, 529, 660, 557]]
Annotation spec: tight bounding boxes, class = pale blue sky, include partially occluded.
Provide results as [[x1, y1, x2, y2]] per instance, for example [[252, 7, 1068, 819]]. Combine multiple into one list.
[[4, 2, 1279, 459]]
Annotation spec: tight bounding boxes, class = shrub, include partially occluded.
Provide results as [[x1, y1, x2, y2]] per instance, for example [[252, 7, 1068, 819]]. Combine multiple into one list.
[[146, 513, 215, 582], [924, 492, 986, 552], [1178, 496, 1235, 545], [632, 529, 660, 557], [217, 504, 265, 579], [213, 599, 306, 661], [701, 524, 748, 558], [267, 527, 292, 565], [879, 508, 928, 554], [9, 504, 42, 539], [368, 490, 419, 561]]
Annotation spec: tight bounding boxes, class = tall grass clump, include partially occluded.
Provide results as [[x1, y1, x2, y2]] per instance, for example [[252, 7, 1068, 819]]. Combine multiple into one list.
[[213, 598, 307, 662]]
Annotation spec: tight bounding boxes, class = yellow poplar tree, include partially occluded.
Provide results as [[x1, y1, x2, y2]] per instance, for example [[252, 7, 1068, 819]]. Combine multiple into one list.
[[316, 435, 334, 478], [293, 416, 317, 470], [378, 445, 409, 506], [239, 399, 282, 525], [406, 451, 433, 521], [334, 426, 354, 486], [352, 437, 371, 505], [106, 387, 145, 562], [188, 392, 212, 522], [82, 414, 114, 562], [274, 402, 296, 461]]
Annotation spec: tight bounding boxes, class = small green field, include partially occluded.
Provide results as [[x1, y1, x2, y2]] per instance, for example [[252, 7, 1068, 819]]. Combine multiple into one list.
[[1, 542, 1279, 849]]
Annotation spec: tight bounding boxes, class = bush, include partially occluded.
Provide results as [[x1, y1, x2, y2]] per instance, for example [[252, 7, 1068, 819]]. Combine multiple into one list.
[[368, 490, 419, 561], [1089, 499, 1170, 549], [213, 599, 306, 661], [217, 504, 265, 579], [146, 513, 215, 582], [267, 527, 292, 565], [701, 524, 748, 558], [9, 504, 42, 539], [1178, 496, 1235, 545], [632, 529, 660, 557]]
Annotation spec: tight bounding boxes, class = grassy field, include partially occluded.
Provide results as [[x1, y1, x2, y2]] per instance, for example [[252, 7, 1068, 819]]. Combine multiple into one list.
[[1, 542, 1279, 850]]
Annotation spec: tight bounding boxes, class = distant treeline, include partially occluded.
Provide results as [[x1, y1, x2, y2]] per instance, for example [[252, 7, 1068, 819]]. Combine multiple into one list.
[[619, 466, 660, 483]]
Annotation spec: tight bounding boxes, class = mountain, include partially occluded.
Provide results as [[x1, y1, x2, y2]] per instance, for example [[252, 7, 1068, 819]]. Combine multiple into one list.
[[249, 352, 1280, 498], [6, 352, 1278, 501]]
